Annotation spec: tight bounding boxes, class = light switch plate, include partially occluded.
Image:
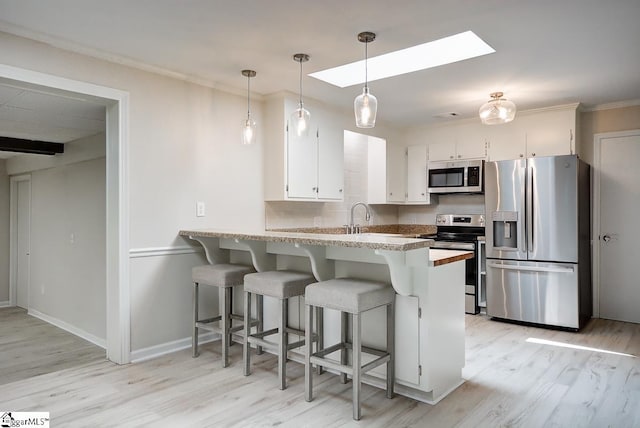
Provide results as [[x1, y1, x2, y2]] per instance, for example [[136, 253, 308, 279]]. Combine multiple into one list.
[[196, 201, 206, 217]]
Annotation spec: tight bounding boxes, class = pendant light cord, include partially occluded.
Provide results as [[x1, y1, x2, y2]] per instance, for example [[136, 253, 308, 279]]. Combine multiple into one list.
[[364, 40, 369, 90], [298, 58, 303, 107], [247, 74, 251, 119]]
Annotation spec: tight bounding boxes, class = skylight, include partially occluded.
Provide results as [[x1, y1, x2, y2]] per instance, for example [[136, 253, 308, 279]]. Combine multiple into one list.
[[309, 31, 495, 88]]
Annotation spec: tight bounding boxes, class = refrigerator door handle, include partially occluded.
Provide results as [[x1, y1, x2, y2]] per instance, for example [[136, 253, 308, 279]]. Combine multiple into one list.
[[488, 262, 574, 274], [527, 163, 534, 254], [521, 164, 528, 254]]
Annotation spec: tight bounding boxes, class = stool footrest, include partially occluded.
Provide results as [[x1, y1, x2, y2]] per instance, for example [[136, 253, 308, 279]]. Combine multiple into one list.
[[313, 342, 345, 358], [251, 327, 279, 339], [196, 315, 222, 325]]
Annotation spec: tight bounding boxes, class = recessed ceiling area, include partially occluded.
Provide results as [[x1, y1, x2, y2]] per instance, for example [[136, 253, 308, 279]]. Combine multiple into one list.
[[0, 79, 105, 159], [0, 1, 639, 126]]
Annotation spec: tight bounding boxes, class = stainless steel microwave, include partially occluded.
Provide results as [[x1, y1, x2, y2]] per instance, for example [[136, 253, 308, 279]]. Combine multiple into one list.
[[427, 159, 484, 194]]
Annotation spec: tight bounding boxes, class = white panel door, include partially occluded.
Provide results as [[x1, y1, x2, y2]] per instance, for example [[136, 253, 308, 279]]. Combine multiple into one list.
[[598, 131, 640, 323], [16, 179, 31, 309]]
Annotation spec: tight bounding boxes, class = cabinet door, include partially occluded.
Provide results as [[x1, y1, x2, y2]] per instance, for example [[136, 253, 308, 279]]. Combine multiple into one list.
[[487, 121, 527, 161], [317, 114, 344, 200], [406, 145, 428, 202], [524, 109, 575, 158], [428, 141, 456, 161], [367, 136, 388, 204], [286, 119, 318, 199], [386, 143, 406, 202]]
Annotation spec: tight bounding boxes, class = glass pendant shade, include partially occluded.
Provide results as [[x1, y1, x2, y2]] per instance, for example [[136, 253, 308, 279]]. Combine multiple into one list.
[[242, 116, 256, 145], [291, 53, 311, 137], [354, 31, 377, 128], [355, 86, 377, 128], [479, 92, 516, 125], [290, 104, 311, 137], [241, 69, 257, 144]]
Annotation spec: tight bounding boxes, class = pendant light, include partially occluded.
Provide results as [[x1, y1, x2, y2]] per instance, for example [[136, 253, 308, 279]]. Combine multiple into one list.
[[291, 53, 311, 137], [241, 69, 257, 145], [479, 92, 517, 125], [354, 31, 377, 128]]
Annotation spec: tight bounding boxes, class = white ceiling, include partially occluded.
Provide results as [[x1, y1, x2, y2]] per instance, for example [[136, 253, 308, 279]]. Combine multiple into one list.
[[0, 80, 105, 159], [0, 0, 639, 128]]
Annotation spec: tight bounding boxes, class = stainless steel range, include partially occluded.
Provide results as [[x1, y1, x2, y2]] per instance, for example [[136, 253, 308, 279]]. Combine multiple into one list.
[[420, 214, 485, 314]]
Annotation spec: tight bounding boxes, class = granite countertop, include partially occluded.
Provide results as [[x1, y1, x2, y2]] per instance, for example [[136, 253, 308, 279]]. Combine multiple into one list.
[[179, 229, 434, 251]]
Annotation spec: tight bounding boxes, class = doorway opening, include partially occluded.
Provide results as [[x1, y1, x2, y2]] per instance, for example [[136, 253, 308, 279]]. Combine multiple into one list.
[[0, 64, 130, 364]]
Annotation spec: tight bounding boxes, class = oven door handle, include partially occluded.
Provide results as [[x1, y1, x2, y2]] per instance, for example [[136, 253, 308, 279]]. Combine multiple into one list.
[[488, 262, 574, 274]]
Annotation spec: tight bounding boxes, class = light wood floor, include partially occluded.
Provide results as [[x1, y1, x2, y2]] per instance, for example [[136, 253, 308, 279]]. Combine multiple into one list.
[[1, 309, 639, 427], [0, 307, 105, 386]]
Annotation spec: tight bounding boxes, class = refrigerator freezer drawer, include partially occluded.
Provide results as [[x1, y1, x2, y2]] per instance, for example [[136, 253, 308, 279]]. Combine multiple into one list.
[[486, 260, 579, 329]]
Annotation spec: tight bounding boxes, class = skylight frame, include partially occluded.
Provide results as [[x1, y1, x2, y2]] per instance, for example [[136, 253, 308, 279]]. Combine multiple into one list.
[[309, 30, 495, 88]]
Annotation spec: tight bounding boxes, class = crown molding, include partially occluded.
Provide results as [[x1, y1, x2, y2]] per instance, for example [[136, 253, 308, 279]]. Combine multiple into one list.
[[581, 99, 640, 112]]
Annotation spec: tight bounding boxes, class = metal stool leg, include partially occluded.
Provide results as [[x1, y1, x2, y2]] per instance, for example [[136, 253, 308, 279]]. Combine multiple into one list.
[[243, 291, 251, 376], [352, 312, 362, 421], [278, 297, 288, 390], [340, 311, 348, 384], [192, 283, 199, 358], [386, 302, 395, 398], [221, 286, 231, 367], [315, 306, 323, 375], [305, 303, 313, 402], [256, 294, 264, 355]]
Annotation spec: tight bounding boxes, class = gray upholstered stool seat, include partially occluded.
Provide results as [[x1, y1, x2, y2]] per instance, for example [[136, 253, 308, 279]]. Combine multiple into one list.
[[304, 278, 396, 421], [191, 263, 258, 368], [242, 270, 319, 390]]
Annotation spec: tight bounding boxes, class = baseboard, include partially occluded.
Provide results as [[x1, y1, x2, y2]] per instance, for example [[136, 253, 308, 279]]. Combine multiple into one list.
[[130, 332, 219, 363], [129, 245, 204, 258], [28, 308, 107, 349], [0, 301, 10, 308]]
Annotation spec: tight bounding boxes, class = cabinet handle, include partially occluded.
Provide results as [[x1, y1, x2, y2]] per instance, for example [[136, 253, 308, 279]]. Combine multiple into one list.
[[519, 154, 524, 158], [531, 152, 536, 157], [449, 155, 454, 159], [457, 154, 461, 158], [421, 192, 425, 196], [339, 188, 343, 193]]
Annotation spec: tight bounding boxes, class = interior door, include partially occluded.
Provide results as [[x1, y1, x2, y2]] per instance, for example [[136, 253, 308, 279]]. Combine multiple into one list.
[[16, 178, 31, 309], [598, 131, 640, 323]]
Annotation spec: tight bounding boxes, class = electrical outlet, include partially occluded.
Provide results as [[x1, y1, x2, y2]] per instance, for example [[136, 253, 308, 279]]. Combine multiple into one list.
[[196, 201, 206, 217]]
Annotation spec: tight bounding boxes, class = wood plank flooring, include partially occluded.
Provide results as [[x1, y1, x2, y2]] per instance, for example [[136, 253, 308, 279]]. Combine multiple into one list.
[[0, 307, 105, 386], [1, 308, 639, 427]]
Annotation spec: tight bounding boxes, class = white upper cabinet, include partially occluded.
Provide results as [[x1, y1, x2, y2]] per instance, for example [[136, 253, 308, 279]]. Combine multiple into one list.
[[264, 94, 344, 201], [487, 104, 578, 161], [406, 145, 428, 203], [386, 143, 407, 203], [427, 125, 487, 162]]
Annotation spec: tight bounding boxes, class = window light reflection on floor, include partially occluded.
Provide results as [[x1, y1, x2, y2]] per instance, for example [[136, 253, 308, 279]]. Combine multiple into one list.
[[526, 337, 636, 358]]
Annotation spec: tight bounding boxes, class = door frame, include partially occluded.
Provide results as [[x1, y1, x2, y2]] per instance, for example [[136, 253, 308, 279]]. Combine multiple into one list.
[[0, 64, 131, 364], [592, 129, 640, 318], [9, 174, 31, 308]]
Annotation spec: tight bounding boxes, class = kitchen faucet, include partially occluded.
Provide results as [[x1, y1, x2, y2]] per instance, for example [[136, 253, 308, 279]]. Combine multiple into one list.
[[346, 202, 372, 234]]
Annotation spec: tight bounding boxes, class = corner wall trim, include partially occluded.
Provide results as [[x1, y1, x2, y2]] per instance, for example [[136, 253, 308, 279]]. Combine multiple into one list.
[[130, 332, 218, 363], [129, 246, 204, 258], [28, 308, 107, 349]]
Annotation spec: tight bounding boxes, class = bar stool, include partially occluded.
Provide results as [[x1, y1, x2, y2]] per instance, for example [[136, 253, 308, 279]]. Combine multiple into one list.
[[242, 270, 318, 390], [191, 263, 258, 367], [304, 278, 395, 421]]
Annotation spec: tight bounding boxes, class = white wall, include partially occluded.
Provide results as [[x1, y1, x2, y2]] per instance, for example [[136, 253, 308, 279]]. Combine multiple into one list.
[[0, 31, 265, 353], [0, 159, 9, 303], [29, 156, 107, 339], [4, 134, 106, 340]]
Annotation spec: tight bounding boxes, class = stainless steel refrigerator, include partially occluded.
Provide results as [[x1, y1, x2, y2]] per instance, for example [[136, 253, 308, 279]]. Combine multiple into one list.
[[484, 154, 591, 330]]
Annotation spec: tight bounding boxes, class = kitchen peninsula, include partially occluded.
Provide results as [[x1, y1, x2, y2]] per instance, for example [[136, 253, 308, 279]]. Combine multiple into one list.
[[179, 228, 473, 404]]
